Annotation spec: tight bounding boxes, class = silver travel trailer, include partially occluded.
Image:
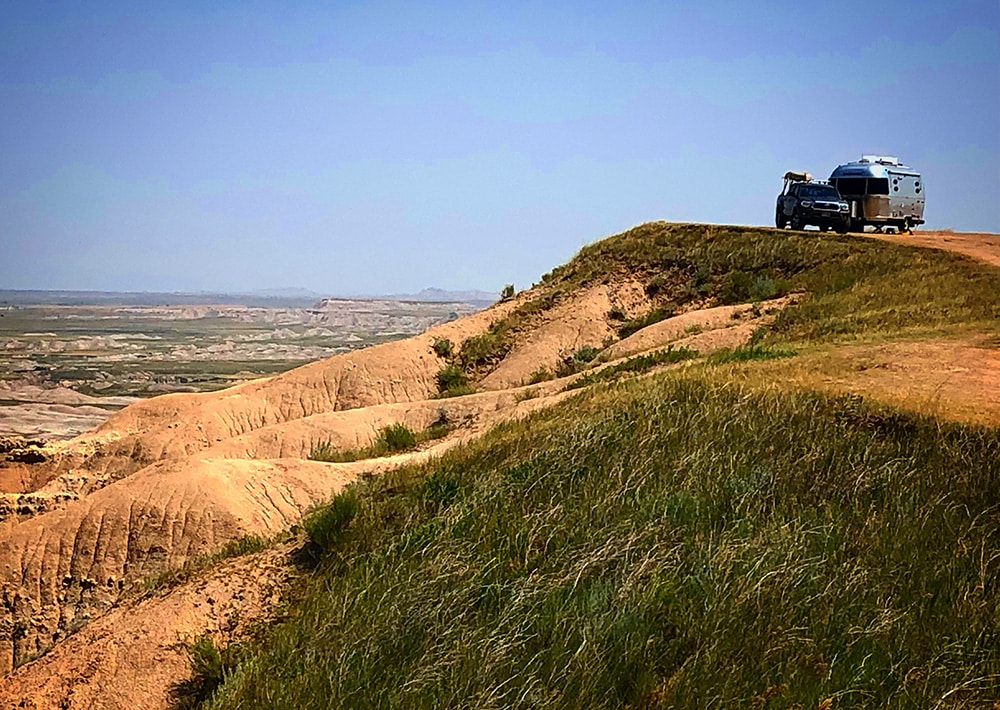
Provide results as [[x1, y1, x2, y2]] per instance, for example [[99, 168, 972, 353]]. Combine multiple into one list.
[[828, 156, 925, 233]]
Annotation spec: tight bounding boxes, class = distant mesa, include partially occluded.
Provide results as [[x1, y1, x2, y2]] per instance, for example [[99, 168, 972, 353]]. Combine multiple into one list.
[[247, 287, 323, 299], [388, 288, 498, 304], [314, 288, 497, 308]]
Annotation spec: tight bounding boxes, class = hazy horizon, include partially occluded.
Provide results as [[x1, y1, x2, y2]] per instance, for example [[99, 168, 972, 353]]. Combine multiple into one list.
[[0, 285, 500, 304], [3, 1, 997, 294]]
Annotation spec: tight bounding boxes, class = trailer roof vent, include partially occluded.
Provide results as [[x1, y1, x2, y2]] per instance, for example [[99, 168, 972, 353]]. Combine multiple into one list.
[[860, 155, 899, 165]]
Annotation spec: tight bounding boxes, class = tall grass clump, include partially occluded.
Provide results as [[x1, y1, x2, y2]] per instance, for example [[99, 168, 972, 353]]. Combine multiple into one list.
[[308, 422, 445, 464], [431, 338, 453, 359], [554, 345, 603, 377], [375, 422, 417, 453], [436, 365, 473, 397], [708, 326, 797, 364], [565, 345, 699, 390], [172, 636, 246, 709], [303, 490, 359, 553], [204, 373, 1000, 709]]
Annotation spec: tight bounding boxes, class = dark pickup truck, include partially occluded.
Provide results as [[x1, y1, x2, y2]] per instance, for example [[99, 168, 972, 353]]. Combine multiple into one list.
[[776, 174, 850, 233]]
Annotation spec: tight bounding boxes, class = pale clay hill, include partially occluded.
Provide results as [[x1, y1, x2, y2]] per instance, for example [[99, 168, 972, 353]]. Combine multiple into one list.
[[1, 226, 999, 708]]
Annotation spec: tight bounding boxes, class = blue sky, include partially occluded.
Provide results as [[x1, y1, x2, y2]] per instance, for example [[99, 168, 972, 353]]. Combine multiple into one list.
[[2, 1, 997, 294]]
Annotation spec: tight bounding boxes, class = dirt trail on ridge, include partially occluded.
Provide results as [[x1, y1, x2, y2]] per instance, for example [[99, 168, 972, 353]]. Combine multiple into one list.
[[874, 230, 1000, 267]]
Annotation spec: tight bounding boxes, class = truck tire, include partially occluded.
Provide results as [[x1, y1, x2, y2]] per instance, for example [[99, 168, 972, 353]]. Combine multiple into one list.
[[790, 211, 804, 231], [775, 210, 786, 229]]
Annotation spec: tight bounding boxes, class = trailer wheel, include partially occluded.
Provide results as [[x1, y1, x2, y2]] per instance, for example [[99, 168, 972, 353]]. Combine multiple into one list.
[[901, 218, 911, 235]]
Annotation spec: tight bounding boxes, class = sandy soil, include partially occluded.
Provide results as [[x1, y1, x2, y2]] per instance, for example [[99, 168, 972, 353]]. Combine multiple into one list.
[[0, 383, 138, 440], [872, 230, 1000, 268], [480, 280, 645, 390], [0, 227, 997, 708], [0, 403, 122, 440], [0, 543, 295, 710], [771, 338, 1000, 427], [0, 455, 362, 674], [604, 297, 794, 361]]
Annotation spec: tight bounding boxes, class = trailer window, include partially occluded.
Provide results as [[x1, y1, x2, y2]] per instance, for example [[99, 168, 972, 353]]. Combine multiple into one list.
[[833, 177, 867, 195], [869, 178, 889, 195], [830, 177, 890, 196]]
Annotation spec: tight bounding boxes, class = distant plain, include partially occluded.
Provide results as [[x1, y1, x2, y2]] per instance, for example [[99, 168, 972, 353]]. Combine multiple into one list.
[[0, 291, 489, 438]]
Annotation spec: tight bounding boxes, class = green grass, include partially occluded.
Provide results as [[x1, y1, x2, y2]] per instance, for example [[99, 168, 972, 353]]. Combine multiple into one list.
[[432, 338, 454, 359], [376, 422, 418, 452], [456, 329, 507, 369], [172, 635, 248, 709], [528, 366, 554, 384], [308, 421, 451, 463], [565, 345, 699, 390], [436, 364, 471, 397], [773, 246, 1000, 343], [707, 326, 797, 364], [552, 223, 999, 345], [553, 345, 603, 378], [203, 374, 1000, 709]]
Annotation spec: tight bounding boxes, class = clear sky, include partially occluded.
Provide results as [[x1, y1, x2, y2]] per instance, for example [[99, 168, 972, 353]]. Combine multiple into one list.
[[2, 1, 997, 295]]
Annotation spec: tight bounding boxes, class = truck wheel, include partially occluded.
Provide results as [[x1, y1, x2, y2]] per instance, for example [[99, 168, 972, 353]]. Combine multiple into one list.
[[790, 212, 804, 230], [819, 225, 829, 233], [775, 210, 786, 229], [836, 221, 849, 235]]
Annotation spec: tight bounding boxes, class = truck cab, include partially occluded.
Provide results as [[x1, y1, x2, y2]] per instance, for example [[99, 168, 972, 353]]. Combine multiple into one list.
[[776, 172, 850, 233]]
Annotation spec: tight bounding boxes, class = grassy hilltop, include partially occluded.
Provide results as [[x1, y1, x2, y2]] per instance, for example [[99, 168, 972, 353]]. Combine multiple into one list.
[[189, 224, 1000, 708]]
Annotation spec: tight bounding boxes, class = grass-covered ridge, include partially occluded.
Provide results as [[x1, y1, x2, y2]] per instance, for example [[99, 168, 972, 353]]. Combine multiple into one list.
[[557, 223, 1000, 343], [206, 374, 999, 708], [452, 223, 1000, 380]]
